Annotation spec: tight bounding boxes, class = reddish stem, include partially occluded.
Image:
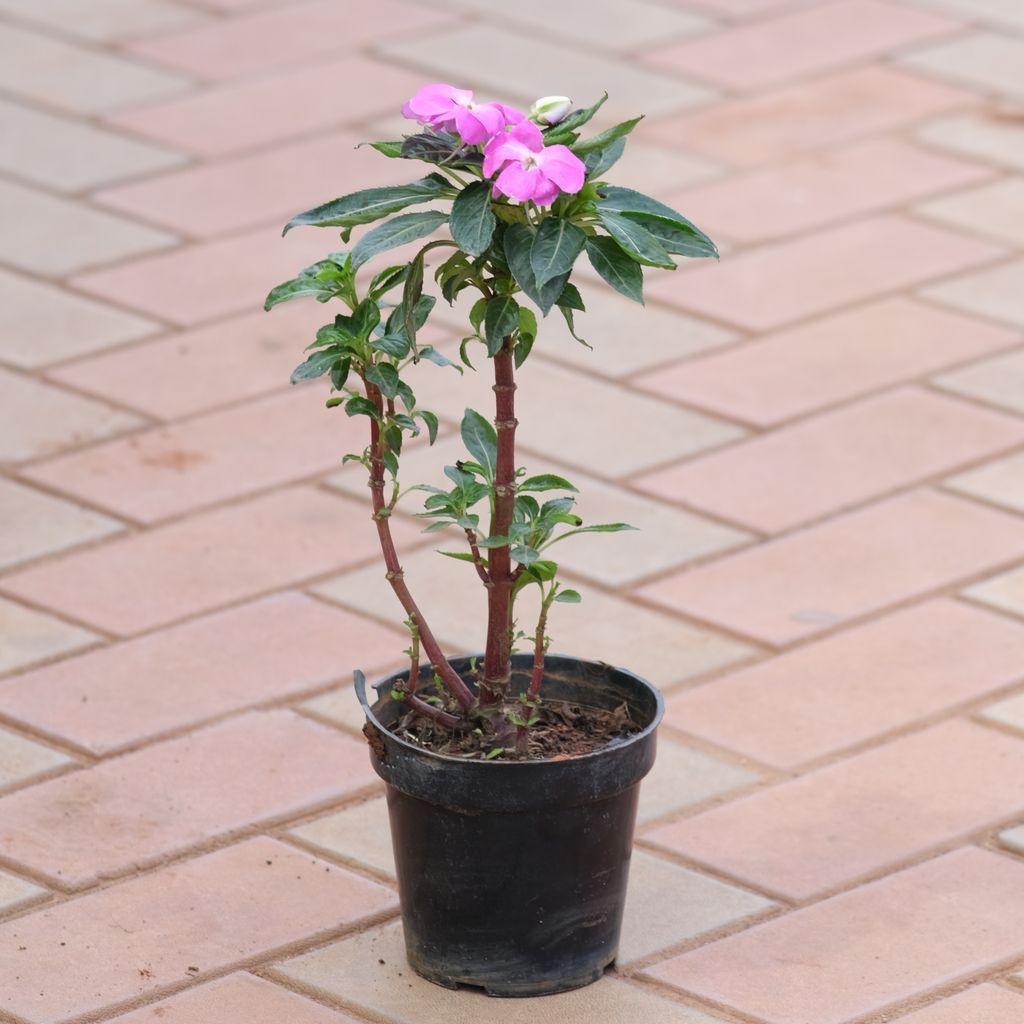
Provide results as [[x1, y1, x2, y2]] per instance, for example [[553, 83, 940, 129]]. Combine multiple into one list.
[[364, 379, 476, 712], [480, 339, 517, 704], [464, 528, 490, 584]]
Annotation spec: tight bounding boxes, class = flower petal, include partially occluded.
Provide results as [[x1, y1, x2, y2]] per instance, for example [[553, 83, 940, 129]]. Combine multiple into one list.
[[494, 162, 545, 202], [536, 144, 586, 194]]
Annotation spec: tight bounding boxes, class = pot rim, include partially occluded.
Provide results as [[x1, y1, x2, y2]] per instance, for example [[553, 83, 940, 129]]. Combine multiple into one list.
[[357, 650, 665, 769]]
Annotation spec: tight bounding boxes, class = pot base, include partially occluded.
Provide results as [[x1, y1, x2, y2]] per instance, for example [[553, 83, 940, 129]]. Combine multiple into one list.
[[408, 952, 614, 997]]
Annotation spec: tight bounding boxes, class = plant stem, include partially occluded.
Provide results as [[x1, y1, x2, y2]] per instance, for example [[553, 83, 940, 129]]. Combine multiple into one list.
[[364, 378, 476, 712], [480, 338, 517, 704], [515, 599, 549, 756], [464, 528, 490, 584]]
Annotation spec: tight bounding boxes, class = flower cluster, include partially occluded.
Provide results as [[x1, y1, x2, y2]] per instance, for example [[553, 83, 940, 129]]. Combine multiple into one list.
[[402, 83, 586, 207]]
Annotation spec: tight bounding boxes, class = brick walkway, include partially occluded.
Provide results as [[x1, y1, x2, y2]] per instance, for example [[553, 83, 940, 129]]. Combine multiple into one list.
[[2, 0, 1024, 1021]]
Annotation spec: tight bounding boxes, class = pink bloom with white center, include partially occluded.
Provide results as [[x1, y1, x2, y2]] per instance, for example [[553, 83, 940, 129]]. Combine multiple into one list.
[[401, 83, 525, 145], [482, 120, 586, 206]]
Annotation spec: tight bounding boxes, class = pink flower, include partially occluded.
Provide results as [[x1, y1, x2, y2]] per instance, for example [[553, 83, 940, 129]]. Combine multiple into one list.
[[401, 83, 524, 145], [482, 120, 586, 206]]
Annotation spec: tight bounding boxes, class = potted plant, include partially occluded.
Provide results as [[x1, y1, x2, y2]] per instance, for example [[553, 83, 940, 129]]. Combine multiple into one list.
[[265, 84, 718, 997]]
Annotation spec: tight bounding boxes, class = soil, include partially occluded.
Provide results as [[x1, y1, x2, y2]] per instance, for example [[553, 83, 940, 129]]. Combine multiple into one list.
[[386, 697, 640, 761]]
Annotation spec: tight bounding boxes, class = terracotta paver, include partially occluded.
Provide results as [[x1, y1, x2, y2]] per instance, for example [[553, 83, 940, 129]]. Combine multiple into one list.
[[665, 599, 1024, 767], [647, 719, 1024, 898], [646, 66, 976, 167], [0, 593, 404, 755], [0, 478, 123, 570], [668, 138, 992, 245], [633, 297, 1020, 426], [0, 96, 184, 192], [895, 985, 1024, 1023], [6, 4, 1024, 1020], [274, 920, 726, 1024], [0, 267, 158, 369], [45, 302, 329, 420], [126, 0, 455, 81], [0, 709, 377, 889], [634, 387, 1024, 532], [646, 215, 1003, 331], [639, 489, 1024, 645], [94, 129, 418, 238], [902, 32, 1024, 101], [646, 847, 1024, 1024], [103, 973, 364, 1024], [644, 0, 959, 91], [106, 56, 427, 157], [0, 597, 97, 675], [0, 837, 395, 1024], [0, 488, 420, 635], [22, 387, 369, 523]]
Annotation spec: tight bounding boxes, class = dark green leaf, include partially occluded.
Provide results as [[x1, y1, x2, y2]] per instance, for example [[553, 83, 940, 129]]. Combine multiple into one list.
[[599, 211, 675, 269], [401, 132, 484, 168], [372, 334, 411, 358], [503, 223, 568, 316], [350, 211, 449, 269], [396, 380, 415, 411], [365, 362, 399, 399], [438, 551, 477, 563], [369, 263, 407, 298], [585, 235, 644, 303], [530, 217, 586, 287], [283, 175, 450, 233], [265, 276, 335, 311], [571, 116, 643, 156], [418, 410, 439, 444], [418, 345, 461, 372], [345, 395, 380, 420], [330, 358, 350, 390], [554, 589, 582, 603], [597, 186, 718, 258], [557, 282, 585, 312], [558, 303, 589, 347], [584, 136, 626, 178], [461, 408, 498, 482], [290, 348, 339, 383], [402, 250, 425, 351], [518, 474, 578, 493], [476, 534, 511, 549], [628, 213, 718, 259], [484, 295, 520, 356], [450, 181, 496, 258]]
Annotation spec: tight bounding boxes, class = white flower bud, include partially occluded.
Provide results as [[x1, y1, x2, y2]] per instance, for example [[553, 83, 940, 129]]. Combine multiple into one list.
[[530, 95, 573, 125]]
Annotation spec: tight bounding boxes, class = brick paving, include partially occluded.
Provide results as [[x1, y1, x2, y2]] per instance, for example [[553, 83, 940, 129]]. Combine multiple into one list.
[[2, 1, 1024, 1021]]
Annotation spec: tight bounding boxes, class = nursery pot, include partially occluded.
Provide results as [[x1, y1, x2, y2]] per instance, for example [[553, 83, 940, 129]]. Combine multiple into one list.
[[360, 653, 663, 997]]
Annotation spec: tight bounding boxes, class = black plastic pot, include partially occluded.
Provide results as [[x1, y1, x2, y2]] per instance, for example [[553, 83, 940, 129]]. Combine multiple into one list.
[[357, 653, 664, 997]]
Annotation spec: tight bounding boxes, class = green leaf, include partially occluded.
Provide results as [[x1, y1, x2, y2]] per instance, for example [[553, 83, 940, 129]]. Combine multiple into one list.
[[325, 395, 345, 408], [554, 589, 582, 603], [372, 334, 411, 358], [511, 544, 541, 566], [438, 551, 477, 563], [530, 217, 586, 287], [366, 140, 404, 158], [597, 186, 717, 258], [417, 345, 461, 372], [518, 474, 578, 493], [450, 181, 496, 258], [418, 409, 439, 444], [368, 264, 407, 298], [484, 295, 520, 357], [503, 223, 568, 316], [558, 303, 589, 347], [518, 305, 538, 341], [283, 175, 450, 233], [330, 358, 350, 390], [571, 116, 643, 156], [599, 211, 675, 269], [557, 282, 585, 312], [461, 408, 498, 482], [345, 395, 380, 420], [365, 362, 399, 399], [401, 132, 483, 169], [585, 236, 644, 303], [290, 348, 339, 383], [402, 250, 425, 351], [350, 211, 449, 270], [584, 136, 626, 179], [265, 276, 335, 311]]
